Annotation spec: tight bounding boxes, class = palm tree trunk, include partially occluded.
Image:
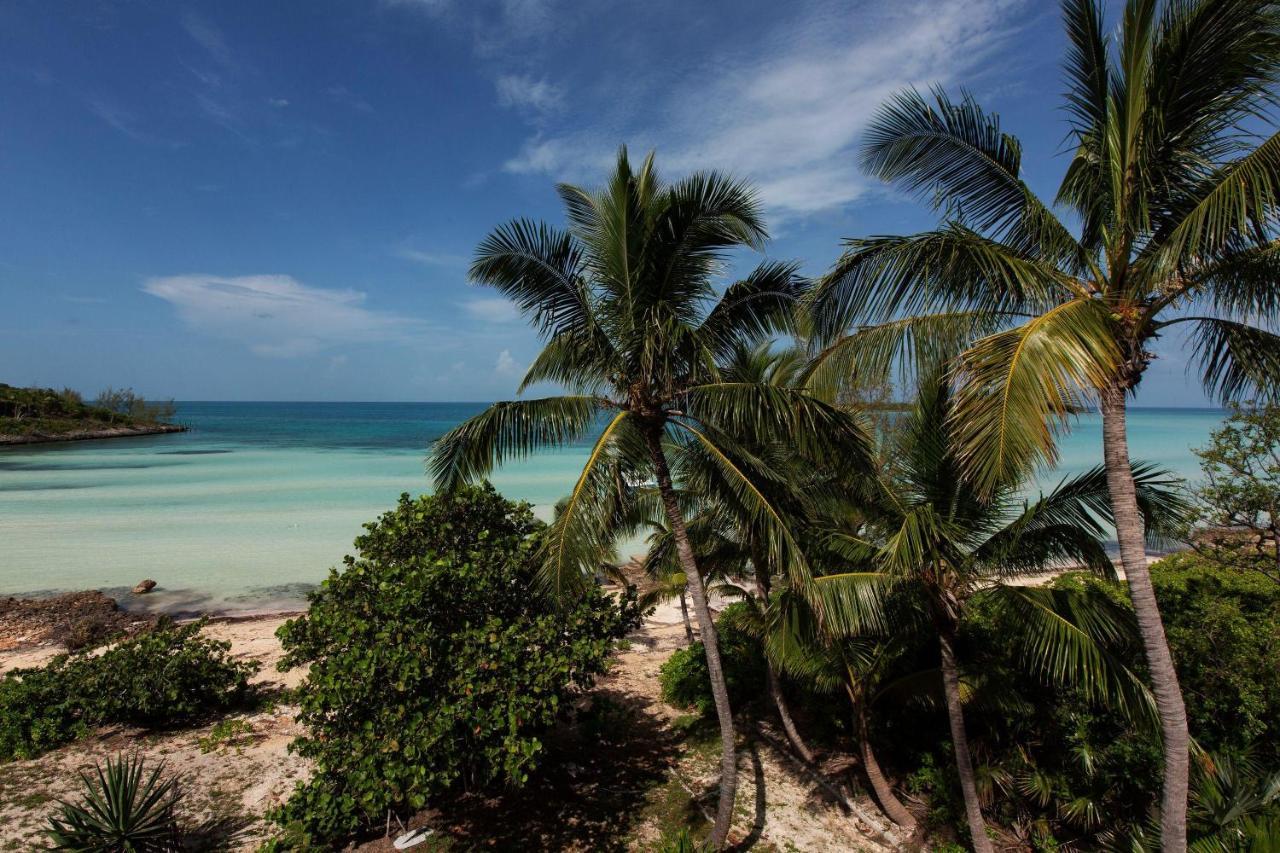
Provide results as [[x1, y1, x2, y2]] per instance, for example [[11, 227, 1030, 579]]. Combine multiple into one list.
[[938, 627, 992, 853], [751, 555, 815, 764], [852, 693, 915, 830], [1100, 383, 1189, 852], [679, 589, 695, 645], [766, 663, 815, 763], [645, 426, 738, 850]]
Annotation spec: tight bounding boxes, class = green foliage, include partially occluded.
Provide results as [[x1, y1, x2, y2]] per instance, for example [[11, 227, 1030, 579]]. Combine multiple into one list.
[[270, 484, 641, 844], [1147, 553, 1280, 763], [893, 555, 1280, 844], [1193, 401, 1280, 584], [656, 826, 708, 853], [92, 386, 177, 423], [658, 603, 763, 716], [45, 754, 181, 852], [198, 718, 254, 754], [0, 619, 257, 761], [0, 382, 177, 437]]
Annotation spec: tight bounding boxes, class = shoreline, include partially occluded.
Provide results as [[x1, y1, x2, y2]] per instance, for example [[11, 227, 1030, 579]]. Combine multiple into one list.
[[0, 423, 188, 446]]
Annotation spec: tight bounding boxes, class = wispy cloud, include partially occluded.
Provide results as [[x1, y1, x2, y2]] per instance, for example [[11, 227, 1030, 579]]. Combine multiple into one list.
[[462, 298, 519, 323], [395, 247, 468, 267], [503, 0, 1028, 217], [181, 12, 236, 70], [326, 85, 375, 114], [143, 274, 425, 357], [495, 74, 564, 115], [87, 97, 181, 147], [495, 348, 519, 375]]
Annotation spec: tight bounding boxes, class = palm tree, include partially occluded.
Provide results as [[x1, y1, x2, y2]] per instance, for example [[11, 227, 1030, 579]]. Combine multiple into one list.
[[742, 586, 924, 830], [807, 3, 1280, 846], [812, 376, 1181, 852], [429, 148, 870, 849]]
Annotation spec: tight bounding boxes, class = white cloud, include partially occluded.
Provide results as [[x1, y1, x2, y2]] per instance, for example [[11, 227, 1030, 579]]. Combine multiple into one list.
[[267, 97, 290, 108], [495, 74, 564, 115], [326, 86, 375, 114], [462, 298, 519, 323], [143, 274, 423, 357], [181, 12, 235, 70], [503, 0, 1027, 217], [495, 349, 519, 374], [395, 247, 467, 267]]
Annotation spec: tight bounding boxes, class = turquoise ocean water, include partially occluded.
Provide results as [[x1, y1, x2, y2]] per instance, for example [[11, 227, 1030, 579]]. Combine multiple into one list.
[[0, 402, 1226, 613]]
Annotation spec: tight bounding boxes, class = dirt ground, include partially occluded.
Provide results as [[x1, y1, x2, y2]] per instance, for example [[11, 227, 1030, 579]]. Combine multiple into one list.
[[0, 602, 910, 852]]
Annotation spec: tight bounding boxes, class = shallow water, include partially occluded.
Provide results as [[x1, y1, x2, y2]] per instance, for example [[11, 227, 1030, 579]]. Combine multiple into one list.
[[0, 403, 1225, 612]]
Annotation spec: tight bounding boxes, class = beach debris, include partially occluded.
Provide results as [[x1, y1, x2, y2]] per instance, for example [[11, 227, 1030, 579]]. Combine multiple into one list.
[[393, 828, 435, 849], [132, 579, 157, 594]]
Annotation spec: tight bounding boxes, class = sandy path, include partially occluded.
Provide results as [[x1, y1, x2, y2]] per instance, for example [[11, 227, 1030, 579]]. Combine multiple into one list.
[[1, 607, 904, 851]]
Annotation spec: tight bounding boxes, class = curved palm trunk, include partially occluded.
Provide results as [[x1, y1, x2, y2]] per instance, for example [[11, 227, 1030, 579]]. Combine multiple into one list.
[[1100, 384, 1189, 852], [766, 662, 815, 764], [645, 427, 738, 850], [679, 589, 695, 645], [851, 693, 915, 830], [752, 557, 815, 764], [938, 627, 992, 853]]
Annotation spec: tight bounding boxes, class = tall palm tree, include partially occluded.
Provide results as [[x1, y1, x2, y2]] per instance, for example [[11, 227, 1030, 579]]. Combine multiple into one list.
[[429, 148, 870, 849], [813, 376, 1182, 852], [807, 3, 1280, 846]]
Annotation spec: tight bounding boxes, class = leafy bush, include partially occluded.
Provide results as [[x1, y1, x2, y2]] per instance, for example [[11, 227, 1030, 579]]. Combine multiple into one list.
[[0, 619, 257, 760], [46, 754, 181, 851], [1146, 552, 1280, 762], [270, 484, 642, 844], [659, 602, 763, 716]]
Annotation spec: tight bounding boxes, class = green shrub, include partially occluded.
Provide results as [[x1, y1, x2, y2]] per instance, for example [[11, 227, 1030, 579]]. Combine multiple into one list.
[[1147, 552, 1280, 761], [269, 484, 642, 844], [658, 602, 763, 717], [46, 754, 181, 851], [0, 619, 258, 761]]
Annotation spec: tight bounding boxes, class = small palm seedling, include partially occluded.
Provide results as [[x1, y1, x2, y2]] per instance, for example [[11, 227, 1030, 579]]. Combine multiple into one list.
[[46, 753, 181, 852]]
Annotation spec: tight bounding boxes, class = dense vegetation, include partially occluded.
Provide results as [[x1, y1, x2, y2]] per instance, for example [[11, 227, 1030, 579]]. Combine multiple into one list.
[[0, 620, 257, 761], [0, 383, 178, 439], [269, 484, 642, 845]]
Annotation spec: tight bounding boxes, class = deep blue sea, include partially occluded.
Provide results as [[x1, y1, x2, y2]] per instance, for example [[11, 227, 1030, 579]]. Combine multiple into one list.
[[0, 402, 1226, 613]]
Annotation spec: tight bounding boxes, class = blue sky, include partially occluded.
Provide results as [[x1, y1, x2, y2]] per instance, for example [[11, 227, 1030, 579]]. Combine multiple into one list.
[[0, 0, 1210, 404]]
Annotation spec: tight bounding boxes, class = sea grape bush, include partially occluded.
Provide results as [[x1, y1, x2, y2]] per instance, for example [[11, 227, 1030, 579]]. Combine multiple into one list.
[[0, 619, 257, 761], [658, 602, 764, 717], [270, 483, 642, 844]]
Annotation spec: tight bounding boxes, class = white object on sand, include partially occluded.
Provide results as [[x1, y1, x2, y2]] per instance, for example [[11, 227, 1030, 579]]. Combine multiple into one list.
[[393, 828, 435, 849]]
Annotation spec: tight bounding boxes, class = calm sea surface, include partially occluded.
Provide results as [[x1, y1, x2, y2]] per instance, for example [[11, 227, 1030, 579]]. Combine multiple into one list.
[[0, 402, 1226, 613]]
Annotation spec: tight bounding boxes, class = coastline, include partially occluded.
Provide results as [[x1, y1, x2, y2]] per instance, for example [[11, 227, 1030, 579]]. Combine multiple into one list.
[[0, 423, 188, 446]]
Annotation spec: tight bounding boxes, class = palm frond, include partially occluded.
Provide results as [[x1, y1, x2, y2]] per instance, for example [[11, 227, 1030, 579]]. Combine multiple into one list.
[[986, 585, 1159, 730], [696, 260, 806, 359], [430, 396, 607, 492], [1176, 315, 1280, 403], [667, 418, 811, 588], [802, 310, 1005, 402], [538, 411, 648, 599], [470, 219, 595, 339], [949, 297, 1120, 493], [861, 87, 1084, 267], [808, 224, 1071, 344], [683, 382, 874, 476], [1146, 129, 1280, 278]]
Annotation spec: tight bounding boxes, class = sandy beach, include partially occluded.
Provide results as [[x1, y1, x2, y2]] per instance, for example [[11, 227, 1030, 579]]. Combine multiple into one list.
[[0, 596, 907, 851]]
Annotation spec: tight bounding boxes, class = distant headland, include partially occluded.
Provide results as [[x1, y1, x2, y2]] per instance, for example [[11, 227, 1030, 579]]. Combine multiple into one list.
[[0, 384, 187, 445]]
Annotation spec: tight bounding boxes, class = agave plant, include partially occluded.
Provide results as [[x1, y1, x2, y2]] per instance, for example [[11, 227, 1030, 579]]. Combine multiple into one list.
[[46, 753, 181, 852]]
